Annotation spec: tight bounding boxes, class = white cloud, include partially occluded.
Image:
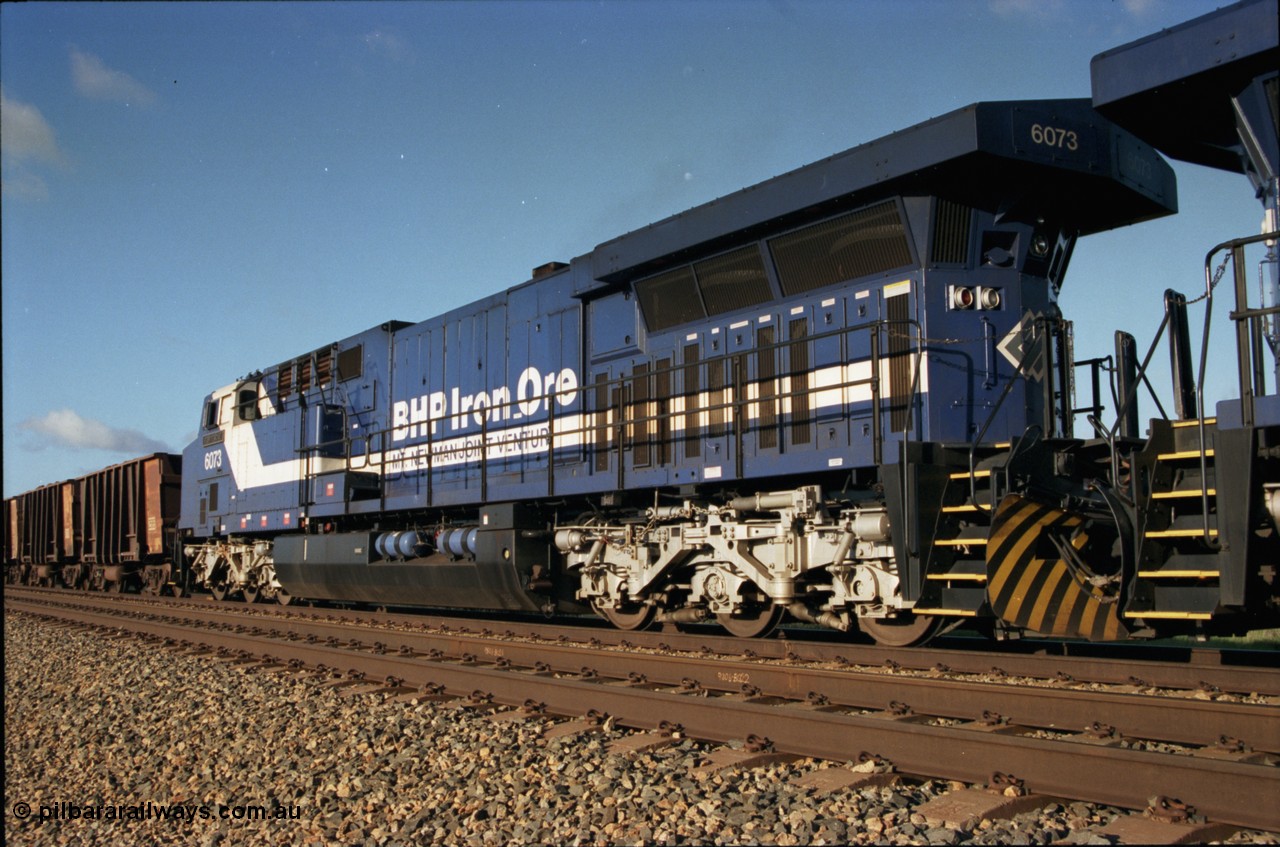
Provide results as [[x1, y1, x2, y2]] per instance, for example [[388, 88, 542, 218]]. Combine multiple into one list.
[[1120, 0, 1158, 15], [0, 87, 65, 199], [18, 409, 171, 455], [1, 170, 50, 200], [70, 48, 156, 106], [990, 0, 1154, 22], [363, 29, 413, 64], [988, 0, 1065, 20], [0, 87, 65, 165]]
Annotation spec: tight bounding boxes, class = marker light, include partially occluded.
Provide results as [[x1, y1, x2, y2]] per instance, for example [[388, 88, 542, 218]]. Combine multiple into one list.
[[951, 286, 975, 310], [978, 287, 1002, 310]]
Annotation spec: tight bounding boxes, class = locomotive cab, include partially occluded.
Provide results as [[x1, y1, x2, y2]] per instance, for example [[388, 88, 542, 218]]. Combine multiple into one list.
[[179, 377, 296, 602]]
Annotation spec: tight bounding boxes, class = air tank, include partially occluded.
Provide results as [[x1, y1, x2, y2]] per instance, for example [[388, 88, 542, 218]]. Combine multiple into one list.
[[436, 526, 479, 558], [374, 530, 433, 560]]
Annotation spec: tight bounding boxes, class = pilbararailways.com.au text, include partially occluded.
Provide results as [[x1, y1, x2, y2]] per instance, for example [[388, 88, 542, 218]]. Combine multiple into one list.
[[11, 800, 302, 824]]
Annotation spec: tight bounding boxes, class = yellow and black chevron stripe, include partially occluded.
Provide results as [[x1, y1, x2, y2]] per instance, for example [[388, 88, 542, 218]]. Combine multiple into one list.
[[985, 494, 1128, 641]]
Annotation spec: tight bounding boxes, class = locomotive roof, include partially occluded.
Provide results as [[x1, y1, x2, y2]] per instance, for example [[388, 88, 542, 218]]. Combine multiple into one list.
[[591, 98, 1177, 283], [1090, 0, 1279, 174]]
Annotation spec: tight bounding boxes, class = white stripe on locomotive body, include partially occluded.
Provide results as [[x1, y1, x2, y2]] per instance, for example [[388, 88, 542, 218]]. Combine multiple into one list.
[[224, 419, 348, 488], [221, 351, 930, 494]]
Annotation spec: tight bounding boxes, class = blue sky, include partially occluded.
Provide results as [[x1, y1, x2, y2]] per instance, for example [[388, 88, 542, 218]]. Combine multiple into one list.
[[1, 0, 1264, 496]]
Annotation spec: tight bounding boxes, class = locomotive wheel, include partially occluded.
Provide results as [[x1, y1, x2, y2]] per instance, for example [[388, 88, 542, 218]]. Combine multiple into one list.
[[242, 586, 259, 604], [858, 613, 942, 647], [594, 600, 656, 631], [210, 583, 229, 602], [716, 604, 785, 638], [168, 583, 185, 599], [107, 580, 123, 594]]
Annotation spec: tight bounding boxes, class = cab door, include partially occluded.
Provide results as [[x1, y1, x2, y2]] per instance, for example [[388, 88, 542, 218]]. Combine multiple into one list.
[[197, 391, 233, 534]]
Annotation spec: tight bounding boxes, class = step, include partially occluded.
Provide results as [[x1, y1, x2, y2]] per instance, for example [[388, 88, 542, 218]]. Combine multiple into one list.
[[1156, 448, 1215, 461], [926, 571, 988, 582], [940, 504, 991, 513], [948, 469, 992, 480], [1123, 609, 1214, 620], [1170, 417, 1216, 428], [1144, 527, 1218, 539], [1150, 488, 1216, 500], [1123, 579, 1221, 619], [1136, 569, 1221, 579], [1170, 419, 1216, 453], [926, 559, 988, 583], [934, 536, 989, 547]]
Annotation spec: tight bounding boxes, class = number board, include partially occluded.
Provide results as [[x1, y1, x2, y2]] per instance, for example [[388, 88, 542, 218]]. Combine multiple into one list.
[[1010, 106, 1099, 167]]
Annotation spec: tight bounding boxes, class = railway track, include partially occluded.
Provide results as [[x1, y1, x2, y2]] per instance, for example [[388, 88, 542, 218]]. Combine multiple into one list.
[[5, 587, 1278, 837], [9, 585, 1279, 695]]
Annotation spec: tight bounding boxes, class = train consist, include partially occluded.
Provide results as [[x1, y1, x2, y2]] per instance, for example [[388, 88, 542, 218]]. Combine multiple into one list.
[[6, 1, 1278, 646], [4, 453, 182, 594]]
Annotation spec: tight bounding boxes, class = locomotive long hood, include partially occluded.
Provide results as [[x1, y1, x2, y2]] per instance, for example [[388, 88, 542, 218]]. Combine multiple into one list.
[[593, 98, 1177, 283]]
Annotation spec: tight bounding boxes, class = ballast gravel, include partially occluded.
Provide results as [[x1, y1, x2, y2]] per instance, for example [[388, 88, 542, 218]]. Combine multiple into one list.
[[4, 611, 1275, 846]]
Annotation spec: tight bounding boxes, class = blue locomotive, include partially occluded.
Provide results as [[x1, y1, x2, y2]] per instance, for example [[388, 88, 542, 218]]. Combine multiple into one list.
[[181, 0, 1280, 640], [10, 1, 1273, 647]]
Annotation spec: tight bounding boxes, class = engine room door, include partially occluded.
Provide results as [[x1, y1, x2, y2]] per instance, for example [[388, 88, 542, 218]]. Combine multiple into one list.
[[746, 315, 781, 460], [702, 327, 734, 481], [783, 310, 814, 453]]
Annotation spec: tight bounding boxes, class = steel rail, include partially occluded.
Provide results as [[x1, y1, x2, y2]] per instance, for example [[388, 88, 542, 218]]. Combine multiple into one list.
[[8, 586, 1278, 696]]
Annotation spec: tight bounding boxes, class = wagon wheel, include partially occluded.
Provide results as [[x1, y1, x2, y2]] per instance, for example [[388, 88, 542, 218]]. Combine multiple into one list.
[[593, 600, 656, 632], [716, 603, 785, 638], [167, 582, 185, 599], [858, 613, 941, 647], [241, 586, 259, 605], [210, 582, 230, 602], [275, 589, 294, 606], [107, 579, 123, 594]]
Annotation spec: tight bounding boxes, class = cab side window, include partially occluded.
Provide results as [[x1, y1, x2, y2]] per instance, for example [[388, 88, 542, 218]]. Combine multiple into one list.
[[236, 387, 259, 422]]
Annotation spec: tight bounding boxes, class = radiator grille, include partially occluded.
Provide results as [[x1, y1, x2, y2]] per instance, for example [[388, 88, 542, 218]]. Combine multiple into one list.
[[886, 292, 913, 432], [931, 199, 971, 265], [696, 246, 772, 317], [636, 266, 703, 332], [770, 201, 912, 295]]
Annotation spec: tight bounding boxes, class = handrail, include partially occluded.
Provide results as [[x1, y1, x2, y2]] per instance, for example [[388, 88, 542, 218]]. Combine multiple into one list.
[[1104, 309, 1173, 491], [1072, 356, 1109, 428], [1194, 230, 1280, 545], [309, 313, 929, 510]]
